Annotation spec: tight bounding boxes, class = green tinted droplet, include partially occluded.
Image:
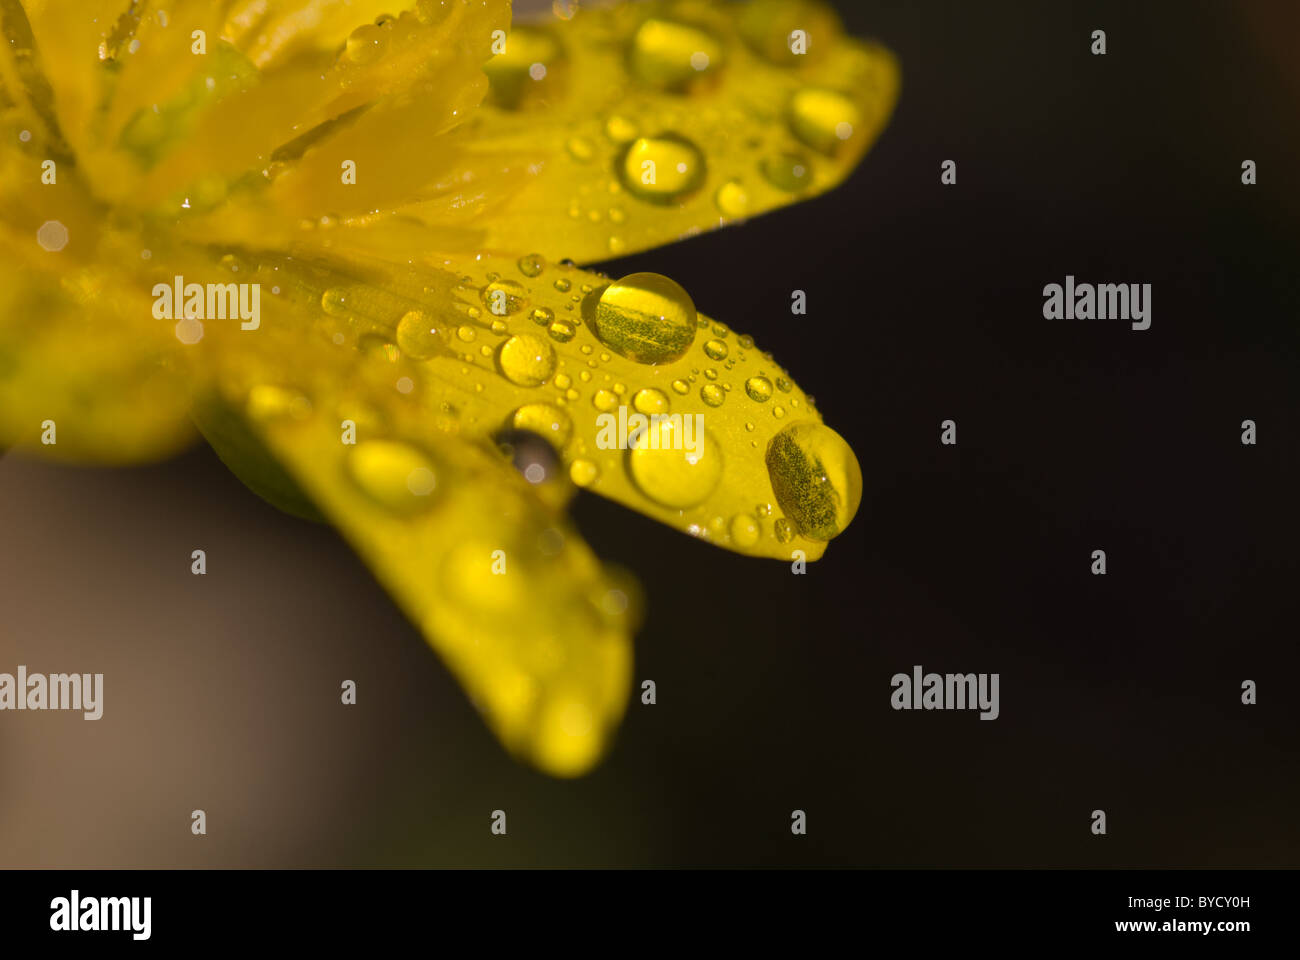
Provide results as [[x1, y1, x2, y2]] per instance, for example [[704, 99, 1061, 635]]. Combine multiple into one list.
[[773, 517, 795, 543], [765, 422, 863, 541], [776, 376, 793, 393], [745, 376, 773, 402], [788, 87, 861, 154], [345, 24, 388, 63], [714, 179, 750, 218], [592, 272, 697, 364], [761, 152, 813, 192], [395, 310, 447, 361], [517, 253, 545, 278], [554, 278, 571, 293], [633, 387, 669, 415], [700, 383, 725, 407], [512, 402, 573, 446], [703, 338, 729, 361], [497, 334, 556, 387], [531, 307, 554, 326], [630, 18, 723, 91], [620, 135, 706, 204], [627, 423, 723, 509], [347, 440, 440, 515]]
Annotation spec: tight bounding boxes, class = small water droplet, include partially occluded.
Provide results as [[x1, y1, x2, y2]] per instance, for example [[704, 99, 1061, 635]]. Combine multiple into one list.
[[633, 387, 669, 415], [592, 388, 618, 412], [745, 376, 773, 402], [703, 338, 728, 361], [570, 458, 600, 487], [761, 152, 813, 192], [554, 278, 572, 293], [517, 253, 545, 277], [671, 379, 690, 394], [548, 319, 576, 342], [714, 180, 750, 218], [630, 18, 723, 91], [345, 23, 388, 63], [700, 383, 725, 407], [729, 513, 760, 548], [788, 87, 861, 154], [456, 325, 477, 342]]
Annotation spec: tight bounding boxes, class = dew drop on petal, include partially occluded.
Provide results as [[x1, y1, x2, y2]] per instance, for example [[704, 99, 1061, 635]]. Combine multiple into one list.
[[497, 333, 557, 386], [591, 272, 697, 364]]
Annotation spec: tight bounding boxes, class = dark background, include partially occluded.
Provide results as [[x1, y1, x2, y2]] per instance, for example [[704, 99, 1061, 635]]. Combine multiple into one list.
[[2, 0, 1297, 867]]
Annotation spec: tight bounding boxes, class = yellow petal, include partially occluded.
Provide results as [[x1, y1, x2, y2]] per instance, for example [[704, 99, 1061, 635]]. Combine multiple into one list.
[[457, 0, 899, 263]]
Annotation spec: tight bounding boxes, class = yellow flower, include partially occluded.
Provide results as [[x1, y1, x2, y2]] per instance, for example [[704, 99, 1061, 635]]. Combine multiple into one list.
[[0, 0, 898, 775]]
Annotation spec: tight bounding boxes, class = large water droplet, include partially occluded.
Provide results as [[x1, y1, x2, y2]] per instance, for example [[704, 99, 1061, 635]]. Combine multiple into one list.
[[483, 26, 563, 110], [347, 440, 440, 515], [619, 135, 706, 203], [481, 278, 528, 316], [395, 310, 447, 360], [628, 422, 722, 509], [591, 272, 697, 364], [630, 18, 723, 91], [497, 334, 556, 386], [765, 422, 862, 541], [788, 87, 861, 154]]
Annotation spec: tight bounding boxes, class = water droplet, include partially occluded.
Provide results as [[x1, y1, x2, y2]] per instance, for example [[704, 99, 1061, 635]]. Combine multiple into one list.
[[729, 513, 760, 548], [345, 24, 388, 63], [700, 383, 725, 407], [347, 440, 440, 514], [570, 458, 600, 487], [548, 319, 576, 342], [456, 325, 477, 343], [603, 114, 639, 146], [395, 310, 446, 360], [765, 422, 862, 541], [246, 385, 311, 422], [773, 517, 795, 543], [627, 423, 723, 508], [703, 338, 728, 361], [633, 388, 669, 415], [483, 25, 563, 109], [620, 135, 706, 203], [776, 376, 793, 393], [554, 278, 572, 293], [566, 136, 595, 161], [671, 379, 690, 395], [321, 288, 349, 316], [481, 278, 528, 316], [497, 334, 556, 386], [630, 18, 723, 91], [517, 253, 545, 277], [788, 87, 862, 154], [592, 388, 618, 412], [745, 376, 773, 402], [591, 272, 697, 364], [761, 152, 812, 192], [714, 179, 750, 218], [531, 307, 554, 326], [738, 0, 838, 65], [512, 403, 573, 447], [773, 404, 786, 418]]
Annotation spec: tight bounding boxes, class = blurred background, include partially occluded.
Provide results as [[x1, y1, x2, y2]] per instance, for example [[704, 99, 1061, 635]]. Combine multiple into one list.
[[2, 0, 1298, 867]]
